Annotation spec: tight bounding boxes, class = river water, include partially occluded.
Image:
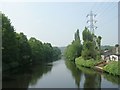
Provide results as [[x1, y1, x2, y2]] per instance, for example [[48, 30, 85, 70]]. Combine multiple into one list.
[[2, 58, 120, 88]]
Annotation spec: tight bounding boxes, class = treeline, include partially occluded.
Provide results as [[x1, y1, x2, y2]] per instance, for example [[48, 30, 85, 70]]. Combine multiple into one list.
[[64, 27, 102, 61], [2, 14, 61, 71]]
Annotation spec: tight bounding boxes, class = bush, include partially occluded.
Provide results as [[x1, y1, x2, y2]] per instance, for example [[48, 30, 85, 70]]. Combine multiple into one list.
[[81, 41, 98, 60], [75, 57, 100, 68], [103, 61, 120, 76]]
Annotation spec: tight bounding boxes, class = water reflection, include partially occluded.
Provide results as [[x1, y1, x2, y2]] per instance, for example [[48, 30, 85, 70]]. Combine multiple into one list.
[[65, 60, 101, 89], [72, 62, 119, 89], [65, 60, 82, 88], [103, 73, 120, 85], [2, 62, 53, 88], [2, 59, 120, 88]]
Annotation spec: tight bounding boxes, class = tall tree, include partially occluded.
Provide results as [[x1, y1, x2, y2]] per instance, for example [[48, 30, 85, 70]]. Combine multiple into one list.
[[2, 14, 19, 70], [82, 27, 93, 42], [82, 27, 100, 60], [28, 37, 44, 63], [64, 29, 82, 61], [16, 32, 32, 65], [97, 36, 102, 51], [75, 29, 80, 43]]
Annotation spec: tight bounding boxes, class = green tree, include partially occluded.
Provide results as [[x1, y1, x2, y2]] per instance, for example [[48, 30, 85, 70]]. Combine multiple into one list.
[[82, 27, 93, 42], [2, 14, 19, 70], [29, 37, 61, 64], [43, 43, 54, 62], [16, 32, 32, 65], [28, 37, 44, 64], [53, 47, 61, 60], [97, 36, 102, 51], [82, 41, 97, 60], [64, 29, 82, 61], [82, 27, 100, 60], [2, 13, 61, 71], [75, 29, 80, 42]]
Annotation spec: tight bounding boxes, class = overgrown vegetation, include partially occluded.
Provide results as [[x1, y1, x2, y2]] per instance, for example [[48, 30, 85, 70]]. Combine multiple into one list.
[[103, 61, 120, 76], [81, 27, 101, 60], [2, 14, 61, 71], [64, 29, 82, 61], [64, 27, 102, 61], [75, 57, 100, 68]]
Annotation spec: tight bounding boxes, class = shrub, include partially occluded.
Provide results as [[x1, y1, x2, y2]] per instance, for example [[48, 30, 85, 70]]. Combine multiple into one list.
[[75, 57, 100, 68], [103, 61, 120, 76]]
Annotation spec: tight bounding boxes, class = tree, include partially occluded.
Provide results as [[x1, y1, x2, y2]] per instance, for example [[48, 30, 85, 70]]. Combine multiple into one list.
[[97, 36, 102, 51], [28, 37, 44, 63], [82, 41, 97, 60], [2, 13, 61, 70], [53, 47, 61, 60], [82, 27, 93, 42], [16, 32, 32, 65], [82, 27, 101, 60], [2, 14, 19, 70], [75, 29, 80, 43], [43, 43, 54, 62], [64, 29, 82, 61], [29, 37, 61, 64]]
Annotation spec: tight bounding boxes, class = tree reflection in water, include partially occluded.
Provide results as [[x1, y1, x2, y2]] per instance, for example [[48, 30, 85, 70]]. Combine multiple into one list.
[[3, 59, 119, 89], [2, 61, 53, 88], [65, 60, 82, 88], [65, 60, 101, 89]]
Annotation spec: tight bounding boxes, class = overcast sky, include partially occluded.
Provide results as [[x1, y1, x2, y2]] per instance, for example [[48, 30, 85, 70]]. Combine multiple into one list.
[[0, 0, 119, 47]]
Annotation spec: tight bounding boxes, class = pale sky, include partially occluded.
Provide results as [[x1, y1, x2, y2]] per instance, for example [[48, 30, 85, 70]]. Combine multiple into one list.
[[0, 0, 119, 47]]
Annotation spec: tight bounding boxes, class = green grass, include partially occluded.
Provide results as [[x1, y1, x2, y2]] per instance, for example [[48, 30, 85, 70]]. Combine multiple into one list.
[[103, 61, 120, 76], [75, 57, 120, 76], [75, 57, 100, 68]]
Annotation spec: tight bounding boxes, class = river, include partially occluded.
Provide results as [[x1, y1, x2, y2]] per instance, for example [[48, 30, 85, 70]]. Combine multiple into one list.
[[2, 58, 120, 88]]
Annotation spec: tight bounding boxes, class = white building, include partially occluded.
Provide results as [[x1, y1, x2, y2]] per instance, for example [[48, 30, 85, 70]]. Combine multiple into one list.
[[109, 54, 120, 61]]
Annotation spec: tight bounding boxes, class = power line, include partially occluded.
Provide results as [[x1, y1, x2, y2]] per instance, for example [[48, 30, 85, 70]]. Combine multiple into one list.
[[86, 11, 97, 34]]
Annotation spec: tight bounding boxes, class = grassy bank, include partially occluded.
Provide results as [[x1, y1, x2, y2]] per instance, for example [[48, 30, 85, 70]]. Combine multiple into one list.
[[103, 61, 120, 76], [75, 57, 120, 76], [75, 57, 100, 68]]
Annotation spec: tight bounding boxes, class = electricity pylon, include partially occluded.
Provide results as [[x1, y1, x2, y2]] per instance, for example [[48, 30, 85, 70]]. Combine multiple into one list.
[[86, 11, 97, 34]]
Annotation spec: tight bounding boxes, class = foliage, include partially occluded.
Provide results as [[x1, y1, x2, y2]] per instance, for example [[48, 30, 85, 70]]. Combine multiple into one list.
[[103, 61, 120, 76], [82, 41, 97, 60], [53, 47, 61, 60], [16, 32, 32, 65], [2, 14, 61, 71], [28, 38, 61, 64], [81, 27, 102, 60], [2, 14, 19, 70], [75, 57, 100, 68], [82, 27, 93, 42], [64, 29, 82, 61], [65, 27, 102, 61], [97, 36, 102, 50], [28, 37, 44, 63]]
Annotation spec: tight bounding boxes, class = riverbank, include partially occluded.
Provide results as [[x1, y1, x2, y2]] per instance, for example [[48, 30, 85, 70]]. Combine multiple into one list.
[[75, 57, 120, 76], [103, 61, 120, 76], [75, 57, 100, 68]]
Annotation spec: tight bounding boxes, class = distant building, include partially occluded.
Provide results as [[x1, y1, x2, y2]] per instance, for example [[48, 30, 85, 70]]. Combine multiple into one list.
[[101, 49, 120, 61], [109, 54, 120, 61]]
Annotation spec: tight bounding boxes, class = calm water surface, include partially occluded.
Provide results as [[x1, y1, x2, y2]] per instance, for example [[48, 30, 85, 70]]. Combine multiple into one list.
[[3, 58, 120, 88]]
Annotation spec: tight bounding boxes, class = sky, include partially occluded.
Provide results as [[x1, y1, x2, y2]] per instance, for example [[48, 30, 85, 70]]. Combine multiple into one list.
[[0, 0, 119, 47]]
